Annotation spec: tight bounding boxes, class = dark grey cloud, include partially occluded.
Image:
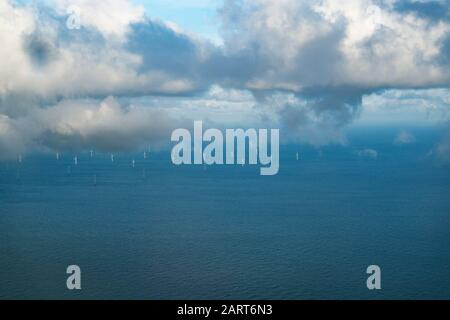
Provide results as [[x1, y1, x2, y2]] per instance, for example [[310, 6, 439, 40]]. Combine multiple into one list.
[[127, 21, 200, 76], [24, 32, 58, 67]]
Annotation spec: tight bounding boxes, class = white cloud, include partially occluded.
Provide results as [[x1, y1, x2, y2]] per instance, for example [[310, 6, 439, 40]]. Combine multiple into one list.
[[357, 148, 378, 159], [394, 131, 416, 145], [0, 0, 206, 106], [2, 0, 450, 158], [356, 89, 450, 125], [219, 0, 450, 91], [0, 96, 183, 158]]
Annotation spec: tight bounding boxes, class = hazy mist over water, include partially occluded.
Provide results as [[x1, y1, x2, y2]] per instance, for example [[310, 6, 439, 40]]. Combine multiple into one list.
[[1, 127, 449, 299]]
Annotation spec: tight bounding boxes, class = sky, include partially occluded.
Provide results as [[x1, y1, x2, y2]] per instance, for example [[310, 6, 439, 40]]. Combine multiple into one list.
[[1, 0, 450, 160], [132, 0, 222, 43]]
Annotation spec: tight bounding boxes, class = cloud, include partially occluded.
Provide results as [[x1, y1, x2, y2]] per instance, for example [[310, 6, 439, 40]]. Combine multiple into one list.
[[357, 89, 450, 125], [261, 91, 351, 145], [214, 0, 450, 138], [217, 0, 449, 91], [394, 131, 416, 145], [35, 96, 179, 152], [2, 0, 450, 158], [5, 0, 450, 102], [357, 148, 378, 159], [0, 0, 209, 109], [0, 96, 183, 158]]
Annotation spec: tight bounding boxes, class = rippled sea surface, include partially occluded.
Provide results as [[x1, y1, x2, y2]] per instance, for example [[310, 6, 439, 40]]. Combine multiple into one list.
[[1, 128, 450, 299]]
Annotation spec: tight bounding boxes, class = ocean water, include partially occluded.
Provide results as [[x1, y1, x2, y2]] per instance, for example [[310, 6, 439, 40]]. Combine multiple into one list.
[[0, 127, 449, 299]]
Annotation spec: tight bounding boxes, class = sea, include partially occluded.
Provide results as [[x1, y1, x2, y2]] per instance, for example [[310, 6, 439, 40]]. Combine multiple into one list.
[[1, 126, 449, 299]]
